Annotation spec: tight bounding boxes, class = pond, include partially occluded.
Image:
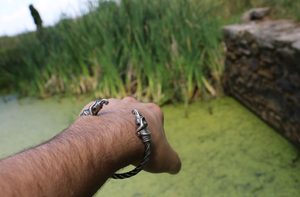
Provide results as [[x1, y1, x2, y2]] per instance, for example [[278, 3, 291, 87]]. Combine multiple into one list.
[[0, 96, 299, 196]]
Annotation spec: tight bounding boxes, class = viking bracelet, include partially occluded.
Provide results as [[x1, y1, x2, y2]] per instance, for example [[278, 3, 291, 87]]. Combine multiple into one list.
[[80, 99, 151, 179]]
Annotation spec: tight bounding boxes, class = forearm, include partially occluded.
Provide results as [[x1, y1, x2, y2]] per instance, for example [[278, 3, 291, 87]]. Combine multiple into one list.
[[0, 97, 181, 196], [0, 115, 142, 197]]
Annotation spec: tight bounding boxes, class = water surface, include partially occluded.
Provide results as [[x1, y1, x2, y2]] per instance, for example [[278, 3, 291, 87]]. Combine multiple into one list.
[[0, 96, 299, 196]]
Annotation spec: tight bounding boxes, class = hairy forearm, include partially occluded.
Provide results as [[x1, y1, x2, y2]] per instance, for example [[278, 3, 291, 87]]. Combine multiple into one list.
[[0, 98, 181, 196], [0, 115, 142, 197]]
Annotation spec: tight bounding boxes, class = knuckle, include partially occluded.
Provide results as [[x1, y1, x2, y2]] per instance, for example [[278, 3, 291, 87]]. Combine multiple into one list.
[[108, 98, 117, 102], [148, 103, 163, 118], [122, 96, 137, 102]]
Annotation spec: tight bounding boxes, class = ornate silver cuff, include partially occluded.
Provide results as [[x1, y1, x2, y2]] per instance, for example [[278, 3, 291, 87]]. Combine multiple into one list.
[[80, 99, 151, 179]]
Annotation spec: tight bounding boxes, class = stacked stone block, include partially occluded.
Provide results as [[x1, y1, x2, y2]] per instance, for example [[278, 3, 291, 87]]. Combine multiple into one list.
[[223, 20, 300, 146]]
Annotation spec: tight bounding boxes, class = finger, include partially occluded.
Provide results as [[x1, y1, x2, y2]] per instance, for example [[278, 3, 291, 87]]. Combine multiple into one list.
[[144, 139, 181, 174], [167, 150, 181, 174], [157, 141, 181, 174]]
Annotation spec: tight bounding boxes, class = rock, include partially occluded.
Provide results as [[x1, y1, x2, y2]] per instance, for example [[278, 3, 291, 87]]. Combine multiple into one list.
[[292, 41, 300, 51], [241, 7, 271, 23], [222, 19, 300, 147], [257, 69, 273, 79]]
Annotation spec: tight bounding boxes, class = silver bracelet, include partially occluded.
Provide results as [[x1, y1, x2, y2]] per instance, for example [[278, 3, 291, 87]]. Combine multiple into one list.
[[80, 99, 151, 179]]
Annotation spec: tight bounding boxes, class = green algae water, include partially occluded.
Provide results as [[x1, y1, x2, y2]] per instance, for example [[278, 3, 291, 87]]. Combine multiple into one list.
[[0, 96, 299, 196]]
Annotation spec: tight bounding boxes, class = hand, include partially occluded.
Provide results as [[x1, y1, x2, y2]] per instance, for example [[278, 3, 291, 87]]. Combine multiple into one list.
[[81, 97, 181, 174], [0, 97, 181, 197]]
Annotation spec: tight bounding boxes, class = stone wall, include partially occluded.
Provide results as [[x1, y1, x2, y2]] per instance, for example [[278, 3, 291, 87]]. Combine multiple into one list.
[[222, 20, 300, 146]]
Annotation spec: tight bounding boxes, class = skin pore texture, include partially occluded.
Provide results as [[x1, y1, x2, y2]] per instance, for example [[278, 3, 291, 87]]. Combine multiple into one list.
[[0, 97, 181, 197]]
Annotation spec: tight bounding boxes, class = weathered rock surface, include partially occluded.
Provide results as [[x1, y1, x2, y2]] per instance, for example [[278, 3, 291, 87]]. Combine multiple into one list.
[[241, 7, 271, 23], [223, 20, 300, 146]]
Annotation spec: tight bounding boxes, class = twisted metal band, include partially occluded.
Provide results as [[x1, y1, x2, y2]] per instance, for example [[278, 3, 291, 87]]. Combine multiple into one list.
[[80, 99, 109, 116], [112, 141, 151, 179], [80, 99, 151, 179], [112, 109, 151, 179]]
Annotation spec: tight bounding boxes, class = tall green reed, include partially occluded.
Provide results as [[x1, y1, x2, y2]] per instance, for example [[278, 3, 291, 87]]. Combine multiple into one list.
[[2, 0, 298, 103]]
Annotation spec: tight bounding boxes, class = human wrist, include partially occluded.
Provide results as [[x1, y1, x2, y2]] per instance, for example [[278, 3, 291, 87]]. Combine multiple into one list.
[[101, 112, 145, 167], [68, 112, 144, 172]]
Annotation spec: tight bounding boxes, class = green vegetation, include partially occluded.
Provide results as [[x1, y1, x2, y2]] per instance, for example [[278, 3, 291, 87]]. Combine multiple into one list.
[[0, 97, 299, 196], [0, 0, 299, 104]]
